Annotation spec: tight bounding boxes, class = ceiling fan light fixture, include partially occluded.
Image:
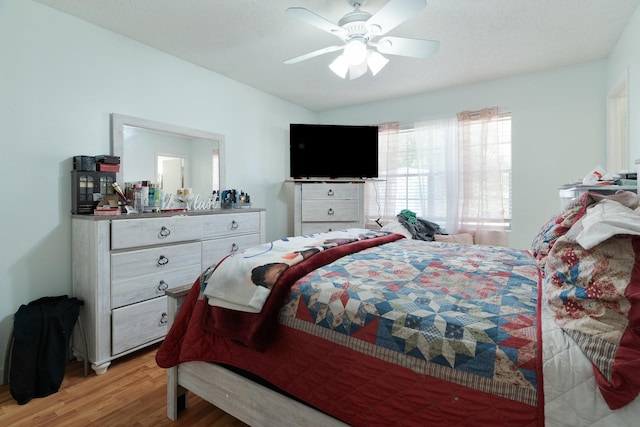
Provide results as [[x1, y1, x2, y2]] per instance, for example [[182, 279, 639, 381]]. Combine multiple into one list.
[[344, 38, 368, 65], [367, 51, 389, 76], [286, 0, 438, 80], [349, 61, 368, 80], [329, 54, 350, 78]]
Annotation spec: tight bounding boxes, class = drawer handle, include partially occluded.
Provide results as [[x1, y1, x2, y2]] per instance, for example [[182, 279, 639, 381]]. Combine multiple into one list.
[[230, 220, 239, 230], [160, 312, 168, 325], [157, 280, 169, 292], [157, 255, 169, 267], [231, 243, 239, 252], [327, 208, 334, 216], [158, 226, 171, 238], [327, 189, 334, 196]]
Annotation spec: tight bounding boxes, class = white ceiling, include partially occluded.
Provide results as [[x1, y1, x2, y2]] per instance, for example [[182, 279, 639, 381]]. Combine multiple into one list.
[[35, 0, 639, 112]]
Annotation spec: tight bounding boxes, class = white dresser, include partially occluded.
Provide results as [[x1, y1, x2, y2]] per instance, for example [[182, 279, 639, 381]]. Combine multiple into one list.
[[558, 184, 637, 208], [292, 180, 364, 235], [71, 209, 265, 374]]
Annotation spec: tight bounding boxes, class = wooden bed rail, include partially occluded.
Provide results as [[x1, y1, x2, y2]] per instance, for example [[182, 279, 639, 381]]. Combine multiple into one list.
[[164, 284, 192, 420], [163, 283, 347, 426]]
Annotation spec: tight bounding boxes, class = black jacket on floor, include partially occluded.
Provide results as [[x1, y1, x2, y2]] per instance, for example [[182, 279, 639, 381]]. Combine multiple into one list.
[[9, 295, 82, 405]]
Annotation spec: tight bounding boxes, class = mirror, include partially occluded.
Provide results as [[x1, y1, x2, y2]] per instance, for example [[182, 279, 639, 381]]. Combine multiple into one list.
[[111, 114, 225, 199]]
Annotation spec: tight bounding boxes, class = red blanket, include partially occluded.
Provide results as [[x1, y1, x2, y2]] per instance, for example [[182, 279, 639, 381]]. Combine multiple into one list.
[[156, 232, 404, 367]]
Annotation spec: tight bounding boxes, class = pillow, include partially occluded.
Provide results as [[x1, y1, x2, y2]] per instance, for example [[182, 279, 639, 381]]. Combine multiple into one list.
[[380, 220, 412, 239], [434, 233, 474, 245], [530, 193, 591, 273], [544, 222, 640, 409]]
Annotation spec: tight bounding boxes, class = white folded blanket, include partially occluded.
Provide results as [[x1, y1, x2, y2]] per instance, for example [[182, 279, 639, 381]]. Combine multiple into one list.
[[576, 199, 640, 249], [201, 228, 388, 312]]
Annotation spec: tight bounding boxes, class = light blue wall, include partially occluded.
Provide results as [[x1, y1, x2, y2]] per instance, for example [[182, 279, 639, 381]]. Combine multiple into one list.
[[0, 0, 316, 368]]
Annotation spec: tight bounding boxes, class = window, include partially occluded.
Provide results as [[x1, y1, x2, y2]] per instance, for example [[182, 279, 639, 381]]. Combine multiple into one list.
[[457, 110, 512, 232], [366, 109, 512, 238]]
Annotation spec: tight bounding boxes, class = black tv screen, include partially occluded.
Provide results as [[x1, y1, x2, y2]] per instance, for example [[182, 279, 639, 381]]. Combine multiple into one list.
[[289, 123, 379, 178]]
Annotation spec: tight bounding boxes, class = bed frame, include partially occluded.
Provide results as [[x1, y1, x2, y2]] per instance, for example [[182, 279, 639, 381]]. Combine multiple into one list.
[[164, 286, 348, 426]]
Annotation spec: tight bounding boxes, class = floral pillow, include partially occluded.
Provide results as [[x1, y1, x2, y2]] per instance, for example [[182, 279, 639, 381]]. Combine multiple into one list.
[[530, 193, 590, 273], [544, 229, 640, 409]]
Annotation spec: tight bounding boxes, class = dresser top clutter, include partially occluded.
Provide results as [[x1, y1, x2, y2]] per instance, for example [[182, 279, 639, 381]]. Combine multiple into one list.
[[558, 164, 638, 208], [71, 151, 251, 216]]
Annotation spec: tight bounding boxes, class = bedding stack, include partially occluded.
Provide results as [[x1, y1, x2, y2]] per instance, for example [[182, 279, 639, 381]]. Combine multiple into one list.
[[532, 190, 640, 419]]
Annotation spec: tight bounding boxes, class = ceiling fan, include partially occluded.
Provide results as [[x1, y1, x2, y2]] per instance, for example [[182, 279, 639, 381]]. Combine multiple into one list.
[[284, 0, 440, 80]]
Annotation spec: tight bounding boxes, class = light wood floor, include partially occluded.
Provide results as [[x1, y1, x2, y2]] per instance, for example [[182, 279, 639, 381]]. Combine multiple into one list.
[[0, 344, 249, 427]]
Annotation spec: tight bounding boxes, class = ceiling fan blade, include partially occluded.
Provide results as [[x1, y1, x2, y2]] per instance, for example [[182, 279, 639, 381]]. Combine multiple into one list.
[[366, 0, 427, 36], [376, 36, 439, 58], [286, 7, 347, 39], [284, 45, 344, 64]]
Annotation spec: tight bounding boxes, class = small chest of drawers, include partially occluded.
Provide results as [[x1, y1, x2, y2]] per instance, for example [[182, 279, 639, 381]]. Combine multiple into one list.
[[292, 180, 364, 235], [71, 209, 265, 374]]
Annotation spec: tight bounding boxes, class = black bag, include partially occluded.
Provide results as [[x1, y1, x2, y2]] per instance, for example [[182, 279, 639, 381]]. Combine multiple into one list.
[[9, 295, 82, 405]]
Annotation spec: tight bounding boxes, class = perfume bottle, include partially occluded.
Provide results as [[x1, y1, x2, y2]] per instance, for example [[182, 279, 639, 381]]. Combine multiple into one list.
[[133, 183, 143, 213]]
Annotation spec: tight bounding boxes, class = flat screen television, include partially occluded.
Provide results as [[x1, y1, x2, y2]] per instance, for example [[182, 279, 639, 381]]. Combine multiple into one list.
[[289, 123, 379, 179]]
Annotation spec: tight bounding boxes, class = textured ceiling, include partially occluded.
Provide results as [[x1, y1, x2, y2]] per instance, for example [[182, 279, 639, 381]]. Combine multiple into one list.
[[36, 0, 639, 112]]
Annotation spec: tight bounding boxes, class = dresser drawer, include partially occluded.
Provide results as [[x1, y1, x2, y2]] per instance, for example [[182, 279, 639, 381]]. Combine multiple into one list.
[[201, 233, 261, 268], [111, 216, 206, 250], [301, 183, 360, 200], [200, 212, 261, 239], [301, 200, 360, 222], [111, 242, 201, 280], [111, 264, 200, 309], [112, 296, 168, 355], [301, 222, 361, 235]]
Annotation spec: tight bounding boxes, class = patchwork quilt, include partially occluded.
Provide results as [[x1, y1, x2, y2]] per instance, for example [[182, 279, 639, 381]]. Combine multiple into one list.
[[279, 239, 541, 406], [157, 235, 543, 425]]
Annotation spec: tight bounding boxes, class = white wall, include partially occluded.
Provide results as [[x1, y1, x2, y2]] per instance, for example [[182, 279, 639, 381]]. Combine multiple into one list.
[[319, 62, 608, 250], [0, 0, 316, 370]]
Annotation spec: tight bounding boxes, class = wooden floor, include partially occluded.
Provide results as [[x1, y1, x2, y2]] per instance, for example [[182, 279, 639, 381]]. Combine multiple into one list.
[[0, 344, 249, 427]]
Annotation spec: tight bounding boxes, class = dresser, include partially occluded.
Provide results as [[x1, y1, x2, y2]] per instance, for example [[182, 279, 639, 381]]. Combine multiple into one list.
[[71, 209, 265, 374], [292, 180, 365, 235], [558, 184, 637, 208]]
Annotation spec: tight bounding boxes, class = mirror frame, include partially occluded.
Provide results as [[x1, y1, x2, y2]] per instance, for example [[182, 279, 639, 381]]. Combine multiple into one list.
[[111, 113, 225, 195]]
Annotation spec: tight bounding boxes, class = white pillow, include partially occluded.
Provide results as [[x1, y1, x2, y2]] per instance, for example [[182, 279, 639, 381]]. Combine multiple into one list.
[[434, 233, 474, 245], [380, 221, 412, 239]]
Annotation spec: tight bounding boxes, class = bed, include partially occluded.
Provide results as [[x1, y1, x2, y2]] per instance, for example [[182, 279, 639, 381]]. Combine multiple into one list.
[[156, 191, 640, 426]]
